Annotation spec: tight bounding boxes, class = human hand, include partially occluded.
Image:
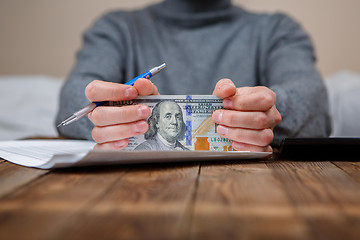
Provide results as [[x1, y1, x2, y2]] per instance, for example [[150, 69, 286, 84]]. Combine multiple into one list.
[[85, 79, 159, 150], [212, 79, 282, 152]]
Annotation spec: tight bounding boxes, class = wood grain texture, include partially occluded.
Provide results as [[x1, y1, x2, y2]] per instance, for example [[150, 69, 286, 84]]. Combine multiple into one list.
[[0, 166, 129, 240], [0, 161, 48, 198], [332, 161, 360, 183], [190, 161, 308, 240], [0, 163, 200, 240], [62, 163, 200, 240], [267, 161, 360, 240], [1, 157, 360, 240]]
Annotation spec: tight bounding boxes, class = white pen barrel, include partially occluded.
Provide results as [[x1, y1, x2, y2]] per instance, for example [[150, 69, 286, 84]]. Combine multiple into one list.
[[74, 102, 97, 118]]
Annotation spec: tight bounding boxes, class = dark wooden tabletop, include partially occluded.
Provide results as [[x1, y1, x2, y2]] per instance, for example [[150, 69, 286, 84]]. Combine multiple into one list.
[[1, 154, 360, 240]]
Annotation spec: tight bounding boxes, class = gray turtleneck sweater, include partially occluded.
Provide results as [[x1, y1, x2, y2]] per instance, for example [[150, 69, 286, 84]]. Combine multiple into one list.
[[56, 0, 331, 146]]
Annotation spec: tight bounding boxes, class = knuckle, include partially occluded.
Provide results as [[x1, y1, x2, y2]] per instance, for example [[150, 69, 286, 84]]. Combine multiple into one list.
[[153, 85, 160, 95], [254, 112, 269, 128], [85, 80, 100, 99], [253, 86, 266, 94], [275, 112, 282, 125], [272, 91, 277, 102], [260, 129, 274, 146], [260, 93, 275, 109], [255, 87, 276, 109], [269, 107, 282, 127]]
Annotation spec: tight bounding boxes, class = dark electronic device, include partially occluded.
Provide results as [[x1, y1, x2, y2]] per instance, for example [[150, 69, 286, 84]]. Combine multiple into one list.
[[279, 138, 360, 161]]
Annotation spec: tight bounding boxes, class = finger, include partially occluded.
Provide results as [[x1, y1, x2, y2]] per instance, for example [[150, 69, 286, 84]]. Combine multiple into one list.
[[85, 80, 138, 102], [91, 120, 148, 144], [216, 125, 274, 147], [232, 141, 272, 153], [134, 78, 160, 96], [212, 107, 282, 130], [223, 86, 276, 111], [271, 106, 282, 127], [88, 104, 151, 127], [213, 78, 237, 99], [93, 139, 129, 150]]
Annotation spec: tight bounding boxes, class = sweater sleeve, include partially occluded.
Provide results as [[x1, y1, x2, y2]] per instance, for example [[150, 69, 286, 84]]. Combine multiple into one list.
[[260, 13, 332, 146], [55, 12, 127, 140]]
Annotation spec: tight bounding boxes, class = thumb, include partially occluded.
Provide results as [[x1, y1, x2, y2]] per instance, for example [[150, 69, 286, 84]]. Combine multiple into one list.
[[213, 78, 237, 99]]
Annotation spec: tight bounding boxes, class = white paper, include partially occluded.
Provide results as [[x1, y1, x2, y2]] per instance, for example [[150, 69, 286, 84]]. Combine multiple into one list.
[[0, 140, 271, 169]]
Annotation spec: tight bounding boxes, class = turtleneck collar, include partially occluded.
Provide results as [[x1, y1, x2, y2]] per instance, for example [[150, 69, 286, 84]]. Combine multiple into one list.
[[150, 0, 237, 28], [162, 0, 232, 13]]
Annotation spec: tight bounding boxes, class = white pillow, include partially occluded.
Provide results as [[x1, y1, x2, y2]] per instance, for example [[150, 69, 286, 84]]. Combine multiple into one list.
[[0, 75, 64, 140], [325, 71, 360, 137]]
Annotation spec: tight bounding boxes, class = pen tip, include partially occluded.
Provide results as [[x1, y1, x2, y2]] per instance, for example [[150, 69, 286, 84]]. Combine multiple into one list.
[[158, 63, 166, 70]]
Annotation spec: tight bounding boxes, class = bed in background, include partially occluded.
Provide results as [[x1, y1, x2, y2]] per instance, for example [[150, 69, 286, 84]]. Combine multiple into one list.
[[0, 75, 63, 140], [0, 71, 359, 141], [326, 71, 360, 137]]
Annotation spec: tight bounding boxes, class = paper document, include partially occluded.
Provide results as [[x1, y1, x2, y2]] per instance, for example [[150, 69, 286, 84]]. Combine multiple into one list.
[[0, 140, 271, 169]]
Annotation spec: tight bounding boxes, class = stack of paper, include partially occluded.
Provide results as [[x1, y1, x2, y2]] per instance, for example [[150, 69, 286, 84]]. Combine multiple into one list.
[[0, 140, 271, 169]]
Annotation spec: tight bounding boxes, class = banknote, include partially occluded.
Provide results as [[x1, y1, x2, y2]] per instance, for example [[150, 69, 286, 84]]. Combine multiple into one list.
[[108, 95, 234, 152]]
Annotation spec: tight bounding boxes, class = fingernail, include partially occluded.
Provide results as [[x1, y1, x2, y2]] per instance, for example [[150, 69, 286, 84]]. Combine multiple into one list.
[[134, 121, 148, 133], [223, 99, 232, 108], [217, 125, 228, 135], [114, 139, 127, 149], [212, 111, 223, 123], [219, 83, 233, 91], [233, 142, 245, 151], [138, 106, 150, 118], [125, 87, 137, 98]]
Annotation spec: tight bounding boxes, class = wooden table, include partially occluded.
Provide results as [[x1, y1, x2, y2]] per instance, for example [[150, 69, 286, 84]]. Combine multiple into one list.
[[1, 153, 360, 240]]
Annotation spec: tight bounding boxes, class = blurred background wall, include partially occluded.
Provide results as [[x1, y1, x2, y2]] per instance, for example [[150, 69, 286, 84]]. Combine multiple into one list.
[[0, 0, 359, 77]]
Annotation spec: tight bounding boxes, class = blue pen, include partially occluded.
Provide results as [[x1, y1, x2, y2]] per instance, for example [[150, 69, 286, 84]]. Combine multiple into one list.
[[57, 63, 166, 127]]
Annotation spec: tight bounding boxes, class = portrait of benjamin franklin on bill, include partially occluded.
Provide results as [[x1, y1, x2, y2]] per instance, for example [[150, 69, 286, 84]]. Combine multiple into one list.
[[135, 100, 188, 151]]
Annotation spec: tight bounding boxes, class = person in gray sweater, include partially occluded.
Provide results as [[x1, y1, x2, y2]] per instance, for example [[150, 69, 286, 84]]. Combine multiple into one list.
[[56, 0, 331, 152]]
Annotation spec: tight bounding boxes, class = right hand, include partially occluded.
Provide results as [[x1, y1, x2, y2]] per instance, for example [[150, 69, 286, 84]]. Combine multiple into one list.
[[85, 79, 159, 150]]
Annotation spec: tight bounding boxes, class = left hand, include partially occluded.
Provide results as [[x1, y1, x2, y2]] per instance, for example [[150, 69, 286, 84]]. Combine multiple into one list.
[[212, 79, 282, 152]]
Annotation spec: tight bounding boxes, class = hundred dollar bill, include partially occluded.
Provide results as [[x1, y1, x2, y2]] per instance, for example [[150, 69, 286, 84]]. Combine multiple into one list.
[[108, 95, 234, 152]]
